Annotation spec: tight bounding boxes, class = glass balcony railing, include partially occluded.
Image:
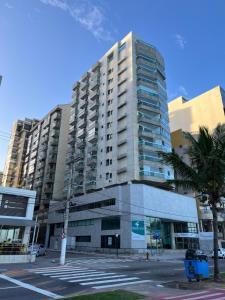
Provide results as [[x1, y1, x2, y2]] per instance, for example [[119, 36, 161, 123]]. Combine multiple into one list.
[[139, 170, 165, 179]]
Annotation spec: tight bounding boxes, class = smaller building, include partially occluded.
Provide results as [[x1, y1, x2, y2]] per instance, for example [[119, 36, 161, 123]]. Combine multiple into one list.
[[0, 186, 36, 246], [48, 183, 199, 252]]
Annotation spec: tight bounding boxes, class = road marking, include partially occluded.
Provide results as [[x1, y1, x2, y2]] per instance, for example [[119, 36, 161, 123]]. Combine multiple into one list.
[[68, 275, 127, 283], [183, 293, 224, 300], [59, 272, 111, 280], [0, 286, 20, 290], [0, 274, 62, 299], [50, 270, 100, 277], [29, 266, 74, 271], [93, 279, 151, 289], [43, 269, 89, 276], [50, 271, 104, 278], [81, 277, 139, 285], [35, 268, 85, 274], [164, 291, 213, 299]]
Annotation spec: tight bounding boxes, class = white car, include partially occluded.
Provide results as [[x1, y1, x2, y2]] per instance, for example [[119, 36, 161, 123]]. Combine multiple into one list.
[[28, 244, 46, 257], [211, 248, 225, 259]]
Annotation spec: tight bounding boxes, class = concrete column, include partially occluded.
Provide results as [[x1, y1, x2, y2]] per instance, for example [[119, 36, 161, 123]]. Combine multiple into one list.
[[44, 224, 50, 248], [170, 222, 176, 250], [22, 226, 31, 245]]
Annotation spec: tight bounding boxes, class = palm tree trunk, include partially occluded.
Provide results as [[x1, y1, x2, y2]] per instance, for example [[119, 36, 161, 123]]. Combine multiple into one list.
[[212, 205, 219, 280]]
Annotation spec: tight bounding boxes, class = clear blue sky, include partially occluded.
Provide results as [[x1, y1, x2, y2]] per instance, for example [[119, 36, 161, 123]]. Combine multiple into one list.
[[1, 0, 225, 170]]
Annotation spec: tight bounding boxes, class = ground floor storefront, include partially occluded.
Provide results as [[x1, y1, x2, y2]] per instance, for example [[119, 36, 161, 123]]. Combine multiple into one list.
[[47, 183, 199, 252]]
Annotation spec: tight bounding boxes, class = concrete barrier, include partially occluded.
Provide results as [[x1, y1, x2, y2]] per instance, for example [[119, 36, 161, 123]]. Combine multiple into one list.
[[0, 254, 36, 264]]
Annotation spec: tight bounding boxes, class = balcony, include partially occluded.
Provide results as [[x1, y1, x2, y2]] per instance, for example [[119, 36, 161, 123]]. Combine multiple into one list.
[[34, 179, 43, 187], [44, 186, 53, 194], [52, 120, 60, 129], [37, 161, 45, 169], [85, 180, 96, 191], [51, 129, 60, 138], [89, 110, 98, 121], [87, 156, 97, 166], [48, 154, 57, 164], [74, 151, 84, 161], [80, 80, 88, 91], [74, 173, 84, 182], [68, 126, 76, 135], [77, 118, 86, 129], [139, 170, 165, 180], [68, 135, 75, 145], [89, 89, 100, 101], [89, 100, 99, 111], [80, 99, 88, 109], [66, 152, 74, 164], [89, 76, 100, 90], [72, 81, 79, 91], [50, 137, 58, 146], [80, 89, 88, 100], [78, 109, 87, 119], [77, 128, 86, 139], [87, 144, 97, 155], [117, 167, 127, 174], [45, 173, 55, 183], [76, 139, 85, 149], [74, 185, 83, 194], [87, 132, 98, 143], [69, 113, 76, 125], [74, 160, 84, 170], [38, 151, 46, 161], [117, 112, 127, 121]]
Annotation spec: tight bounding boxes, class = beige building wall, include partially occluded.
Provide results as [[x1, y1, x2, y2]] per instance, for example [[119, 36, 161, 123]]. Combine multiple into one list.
[[169, 86, 225, 135]]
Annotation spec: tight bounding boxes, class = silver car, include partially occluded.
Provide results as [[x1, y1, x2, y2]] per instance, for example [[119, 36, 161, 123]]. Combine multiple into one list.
[[28, 244, 46, 257], [211, 248, 225, 259]]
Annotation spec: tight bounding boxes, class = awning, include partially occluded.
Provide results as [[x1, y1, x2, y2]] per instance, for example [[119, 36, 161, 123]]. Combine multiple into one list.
[[0, 217, 36, 227]]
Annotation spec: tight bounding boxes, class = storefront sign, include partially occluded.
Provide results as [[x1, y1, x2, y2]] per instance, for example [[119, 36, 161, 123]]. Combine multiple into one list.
[[174, 233, 199, 238], [132, 220, 145, 240]]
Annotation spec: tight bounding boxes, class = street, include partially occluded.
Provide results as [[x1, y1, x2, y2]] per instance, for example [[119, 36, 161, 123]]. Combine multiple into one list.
[[1, 252, 225, 299]]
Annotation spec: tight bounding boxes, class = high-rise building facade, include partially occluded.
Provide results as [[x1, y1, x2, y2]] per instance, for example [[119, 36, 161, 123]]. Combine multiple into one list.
[[65, 32, 173, 196], [168, 86, 225, 248], [23, 105, 70, 208], [3, 118, 38, 188], [23, 104, 70, 242]]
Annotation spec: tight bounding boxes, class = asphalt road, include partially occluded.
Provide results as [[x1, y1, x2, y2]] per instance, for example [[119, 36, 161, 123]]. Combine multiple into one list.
[[1, 252, 225, 300]]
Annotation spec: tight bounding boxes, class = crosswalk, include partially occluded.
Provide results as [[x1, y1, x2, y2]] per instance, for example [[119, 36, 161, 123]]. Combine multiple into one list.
[[66, 258, 134, 265], [28, 265, 151, 290], [158, 289, 225, 300]]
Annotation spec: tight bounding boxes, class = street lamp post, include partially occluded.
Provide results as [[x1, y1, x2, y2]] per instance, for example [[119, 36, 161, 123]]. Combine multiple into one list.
[[115, 234, 119, 258]]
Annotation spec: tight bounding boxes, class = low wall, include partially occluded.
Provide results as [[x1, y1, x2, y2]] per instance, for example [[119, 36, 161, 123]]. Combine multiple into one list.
[[0, 254, 36, 264]]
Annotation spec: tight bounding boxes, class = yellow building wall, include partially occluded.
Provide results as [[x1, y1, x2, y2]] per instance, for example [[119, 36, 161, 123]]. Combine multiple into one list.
[[168, 86, 225, 134]]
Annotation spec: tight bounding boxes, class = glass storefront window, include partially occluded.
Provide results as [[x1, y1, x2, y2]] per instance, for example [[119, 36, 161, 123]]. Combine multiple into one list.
[[0, 226, 24, 243]]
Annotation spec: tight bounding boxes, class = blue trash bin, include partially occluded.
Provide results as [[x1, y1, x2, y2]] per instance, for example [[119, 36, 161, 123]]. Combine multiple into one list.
[[184, 259, 209, 281]]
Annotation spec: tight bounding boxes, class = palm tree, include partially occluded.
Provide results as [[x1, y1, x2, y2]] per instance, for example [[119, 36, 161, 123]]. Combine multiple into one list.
[[160, 124, 225, 280]]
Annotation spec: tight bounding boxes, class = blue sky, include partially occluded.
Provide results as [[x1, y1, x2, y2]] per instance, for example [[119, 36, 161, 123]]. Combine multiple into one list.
[[1, 0, 225, 170]]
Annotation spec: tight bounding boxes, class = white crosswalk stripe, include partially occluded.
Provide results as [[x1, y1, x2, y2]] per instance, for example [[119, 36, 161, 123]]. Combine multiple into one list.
[[28, 265, 151, 289], [66, 258, 133, 265], [162, 289, 225, 300]]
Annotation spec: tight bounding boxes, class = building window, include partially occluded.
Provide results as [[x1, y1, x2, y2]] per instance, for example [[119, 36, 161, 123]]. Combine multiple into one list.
[[101, 216, 120, 230], [107, 89, 113, 95], [174, 222, 198, 234], [106, 172, 112, 180], [106, 159, 112, 166], [107, 122, 112, 129], [76, 236, 91, 242], [107, 110, 113, 117], [108, 78, 113, 85], [106, 146, 113, 153], [108, 68, 113, 75], [118, 42, 126, 52], [106, 134, 112, 140], [107, 53, 113, 62], [107, 99, 113, 105]]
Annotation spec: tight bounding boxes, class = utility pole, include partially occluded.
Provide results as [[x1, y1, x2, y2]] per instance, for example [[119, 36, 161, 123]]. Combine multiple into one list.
[[60, 164, 73, 265]]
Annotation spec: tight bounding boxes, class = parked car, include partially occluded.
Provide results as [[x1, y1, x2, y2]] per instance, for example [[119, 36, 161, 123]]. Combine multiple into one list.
[[185, 249, 208, 261], [28, 244, 46, 257], [211, 248, 225, 259]]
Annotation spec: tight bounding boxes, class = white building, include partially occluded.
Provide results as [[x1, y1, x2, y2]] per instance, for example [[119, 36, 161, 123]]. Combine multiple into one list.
[[0, 186, 36, 245]]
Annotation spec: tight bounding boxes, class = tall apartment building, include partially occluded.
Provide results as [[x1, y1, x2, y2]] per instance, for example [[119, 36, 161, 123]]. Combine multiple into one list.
[[0, 172, 3, 185], [23, 105, 70, 243], [3, 118, 38, 188], [65, 31, 173, 197], [47, 33, 199, 252], [168, 86, 225, 249]]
